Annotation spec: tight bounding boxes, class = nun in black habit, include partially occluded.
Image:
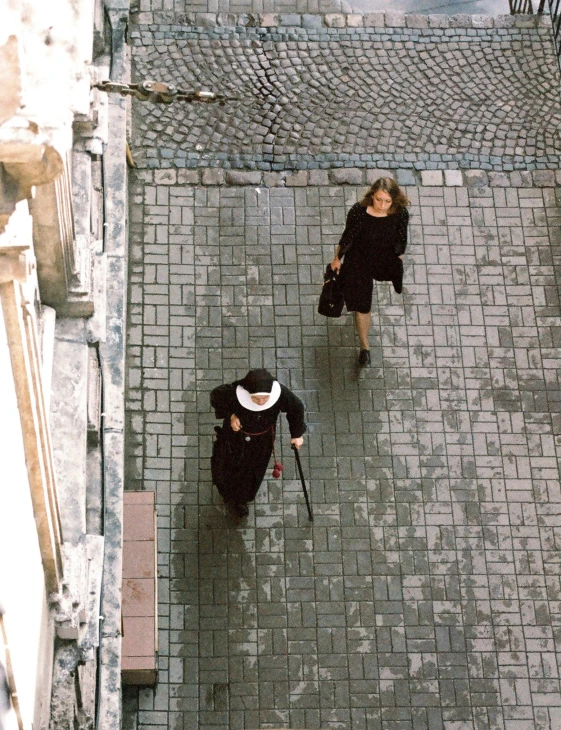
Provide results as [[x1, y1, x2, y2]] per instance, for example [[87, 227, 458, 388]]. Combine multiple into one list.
[[210, 369, 307, 518]]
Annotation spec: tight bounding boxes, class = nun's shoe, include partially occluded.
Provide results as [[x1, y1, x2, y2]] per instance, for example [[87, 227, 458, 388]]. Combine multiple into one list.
[[224, 499, 248, 518], [358, 349, 371, 366], [233, 502, 249, 518]]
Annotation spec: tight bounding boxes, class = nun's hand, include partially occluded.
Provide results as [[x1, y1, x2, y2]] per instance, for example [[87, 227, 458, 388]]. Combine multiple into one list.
[[230, 414, 242, 432], [291, 437, 304, 449]]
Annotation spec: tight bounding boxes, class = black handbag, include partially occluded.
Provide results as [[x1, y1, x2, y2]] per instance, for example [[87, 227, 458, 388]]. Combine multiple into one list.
[[318, 264, 344, 318]]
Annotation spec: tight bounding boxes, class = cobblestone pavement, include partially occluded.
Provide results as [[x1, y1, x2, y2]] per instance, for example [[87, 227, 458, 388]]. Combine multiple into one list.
[[130, 15, 561, 172], [124, 173, 561, 730]]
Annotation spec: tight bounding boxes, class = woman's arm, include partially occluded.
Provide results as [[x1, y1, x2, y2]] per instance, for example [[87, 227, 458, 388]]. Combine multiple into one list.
[[394, 208, 409, 257], [330, 245, 343, 271], [331, 203, 363, 270]]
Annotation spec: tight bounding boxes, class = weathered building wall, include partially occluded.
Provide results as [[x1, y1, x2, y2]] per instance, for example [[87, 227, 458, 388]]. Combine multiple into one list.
[[0, 0, 129, 728], [0, 304, 54, 730]]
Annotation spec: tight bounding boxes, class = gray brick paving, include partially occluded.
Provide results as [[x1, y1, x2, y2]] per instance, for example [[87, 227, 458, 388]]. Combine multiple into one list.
[[124, 176, 561, 729], [129, 14, 561, 172], [125, 5, 561, 728]]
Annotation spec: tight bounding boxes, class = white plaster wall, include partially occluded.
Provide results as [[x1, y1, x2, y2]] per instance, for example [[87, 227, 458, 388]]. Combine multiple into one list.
[[1, 0, 96, 153], [0, 303, 52, 730]]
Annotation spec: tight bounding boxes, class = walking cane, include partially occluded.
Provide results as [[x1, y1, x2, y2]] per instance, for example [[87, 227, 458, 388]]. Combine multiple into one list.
[[291, 445, 313, 521]]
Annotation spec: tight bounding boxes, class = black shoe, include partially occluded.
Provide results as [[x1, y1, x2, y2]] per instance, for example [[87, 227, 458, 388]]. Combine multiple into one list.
[[233, 502, 249, 518], [393, 280, 403, 294], [224, 499, 249, 518], [358, 349, 371, 366]]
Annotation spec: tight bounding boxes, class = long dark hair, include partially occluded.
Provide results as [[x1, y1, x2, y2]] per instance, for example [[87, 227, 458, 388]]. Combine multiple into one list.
[[359, 177, 409, 214]]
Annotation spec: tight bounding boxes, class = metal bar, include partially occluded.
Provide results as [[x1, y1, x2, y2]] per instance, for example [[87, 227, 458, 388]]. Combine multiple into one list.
[[553, 10, 561, 39], [545, 0, 559, 40], [543, 0, 561, 82], [510, 0, 533, 11], [291, 445, 313, 522]]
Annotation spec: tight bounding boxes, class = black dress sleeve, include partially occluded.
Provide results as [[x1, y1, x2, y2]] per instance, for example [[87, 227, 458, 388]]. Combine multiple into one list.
[[393, 207, 409, 257], [337, 203, 365, 258], [210, 384, 237, 419], [279, 386, 307, 438]]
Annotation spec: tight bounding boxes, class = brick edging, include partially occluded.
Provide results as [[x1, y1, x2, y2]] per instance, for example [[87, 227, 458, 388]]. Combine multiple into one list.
[[134, 167, 560, 188], [130, 10, 550, 30]]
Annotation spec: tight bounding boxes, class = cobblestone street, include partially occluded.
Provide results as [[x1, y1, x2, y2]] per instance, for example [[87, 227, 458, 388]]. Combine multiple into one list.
[[124, 8, 561, 730], [130, 15, 561, 172]]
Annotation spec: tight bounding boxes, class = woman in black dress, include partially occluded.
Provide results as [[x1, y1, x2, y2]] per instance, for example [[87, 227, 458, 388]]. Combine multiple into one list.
[[330, 177, 409, 366], [210, 369, 306, 518]]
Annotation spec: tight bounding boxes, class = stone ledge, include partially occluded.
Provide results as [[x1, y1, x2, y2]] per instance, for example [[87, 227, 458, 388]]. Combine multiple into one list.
[[135, 151, 561, 173], [135, 168, 561, 188], [130, 11, 549, 30]]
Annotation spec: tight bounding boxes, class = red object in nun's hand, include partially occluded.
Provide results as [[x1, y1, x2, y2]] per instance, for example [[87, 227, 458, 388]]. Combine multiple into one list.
[[272, 462, 283, 478]]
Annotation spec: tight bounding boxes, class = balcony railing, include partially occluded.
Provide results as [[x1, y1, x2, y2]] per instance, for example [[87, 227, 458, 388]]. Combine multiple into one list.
[[548, 0, 561, 52], [511, 1, 561, 74], [509, 0, 546, 12]]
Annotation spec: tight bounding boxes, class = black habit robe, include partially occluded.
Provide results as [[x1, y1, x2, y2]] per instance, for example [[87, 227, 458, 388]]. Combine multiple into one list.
[[210, 382, 307, 504]]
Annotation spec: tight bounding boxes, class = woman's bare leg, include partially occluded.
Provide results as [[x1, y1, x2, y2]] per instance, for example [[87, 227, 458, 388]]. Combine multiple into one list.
[[354, 312, 371, 350]]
